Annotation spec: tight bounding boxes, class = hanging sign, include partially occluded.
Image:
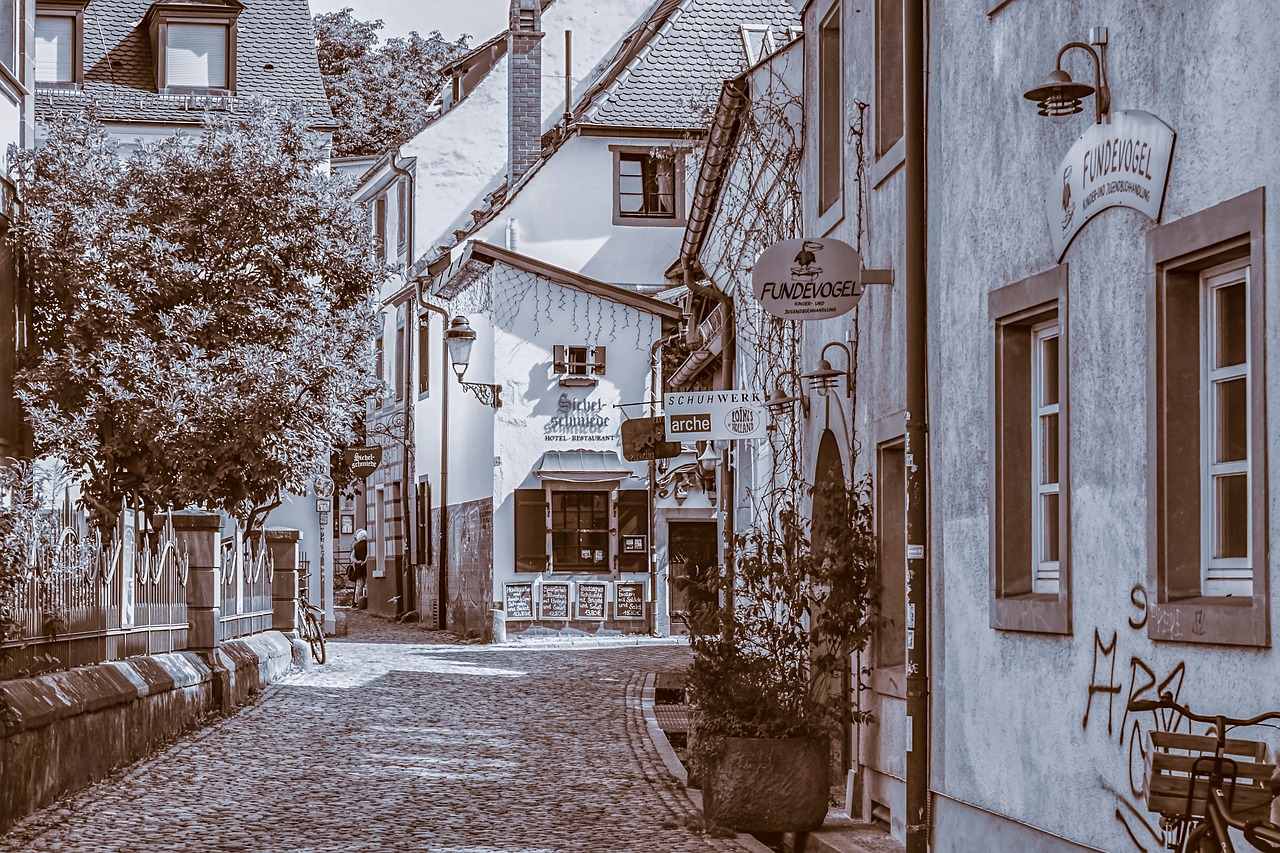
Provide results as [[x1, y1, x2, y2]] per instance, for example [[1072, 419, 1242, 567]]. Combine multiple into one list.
[[664, 390, 767, 441], [344, 445, 383, 479], [1047, 110, 1175, 261], [621, 416, 681, 461], [752, 237, 891, 320]]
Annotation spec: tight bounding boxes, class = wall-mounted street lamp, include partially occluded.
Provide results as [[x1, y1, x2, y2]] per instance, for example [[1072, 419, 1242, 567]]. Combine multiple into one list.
[[696, 441, 719, 498], [802, 341, 853, 398], [1022, 29, 1111, 124], [765, 368, 809, 420], [444, 316, 503, 408]]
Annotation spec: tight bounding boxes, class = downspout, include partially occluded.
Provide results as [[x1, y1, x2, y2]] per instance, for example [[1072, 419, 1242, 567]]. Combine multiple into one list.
[[417, 294, 451, 632], [903, 1, 931, 851], [390, 153, 416, 617]]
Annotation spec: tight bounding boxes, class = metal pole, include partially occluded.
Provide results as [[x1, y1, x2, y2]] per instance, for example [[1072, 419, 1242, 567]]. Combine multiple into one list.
[[904, 1, 931, 851], [418, 298, 451, 632]]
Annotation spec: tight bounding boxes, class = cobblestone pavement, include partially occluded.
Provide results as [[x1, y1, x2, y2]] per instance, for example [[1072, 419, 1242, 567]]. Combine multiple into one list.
[[1, 613, 747, 853]]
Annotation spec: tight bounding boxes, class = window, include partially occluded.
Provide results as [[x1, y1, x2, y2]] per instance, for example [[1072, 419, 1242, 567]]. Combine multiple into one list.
[[417, 320, 430, 396], [990, 265, 1070, 634], [551, 491, 610, 571], [166, 23, 228, 89], [35, 11, 78, 84], [553, 345, 605, 385], [374, 336, 384, 408], [396, 180, 409, 253], [740, 25, 776, 64], [817, 4, 841, 220], [612, 147, 684, 225], [144, 4, 239, 94], [875, 0, 904, 160], [876, 440, 906, 668], [372, 196, 388, 263], [394, 321, 405, 401], [1148, 188, 1267, 647]]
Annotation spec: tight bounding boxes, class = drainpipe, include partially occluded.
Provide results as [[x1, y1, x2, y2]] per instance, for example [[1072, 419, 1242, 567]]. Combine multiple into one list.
[[390, 153, 416, 617], [417, 293, 451, 632], [903, 1, 931, 851]]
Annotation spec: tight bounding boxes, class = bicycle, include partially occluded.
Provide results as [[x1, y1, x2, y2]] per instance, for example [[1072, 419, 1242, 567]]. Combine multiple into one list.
[[296, 592, 327, 665], [1128, 692, 1280, 852]]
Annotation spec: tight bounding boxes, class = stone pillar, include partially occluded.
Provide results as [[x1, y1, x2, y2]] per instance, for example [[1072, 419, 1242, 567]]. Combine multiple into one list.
[[173, 512, 222, 651], [266, 529, 300, 634]]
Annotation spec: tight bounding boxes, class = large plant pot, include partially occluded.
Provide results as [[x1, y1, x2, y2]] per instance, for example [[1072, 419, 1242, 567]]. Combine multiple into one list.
[[702, 736, 829, 832]]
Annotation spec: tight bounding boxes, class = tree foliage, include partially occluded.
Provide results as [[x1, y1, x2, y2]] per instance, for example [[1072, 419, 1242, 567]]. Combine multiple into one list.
[[314, 8, 470, 157], [10, 99, 386, 534]]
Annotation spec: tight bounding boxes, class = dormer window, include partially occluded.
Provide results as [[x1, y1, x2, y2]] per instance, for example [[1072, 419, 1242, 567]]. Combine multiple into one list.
[[34, 1, 87, 86], [143, 1, 241, 94]]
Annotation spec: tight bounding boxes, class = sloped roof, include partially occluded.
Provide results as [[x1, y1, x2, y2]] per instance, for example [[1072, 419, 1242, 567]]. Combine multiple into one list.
[[576, 0, 800, 130], [34, 0, 333, 127]]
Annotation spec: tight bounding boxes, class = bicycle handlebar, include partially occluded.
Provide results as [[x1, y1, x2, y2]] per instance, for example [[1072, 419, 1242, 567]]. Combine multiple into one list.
[[1126, 692, 1280, 729]]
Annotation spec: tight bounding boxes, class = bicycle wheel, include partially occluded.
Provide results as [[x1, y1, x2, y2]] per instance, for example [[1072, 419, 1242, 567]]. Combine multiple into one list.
[[304, 611, 327, 665]]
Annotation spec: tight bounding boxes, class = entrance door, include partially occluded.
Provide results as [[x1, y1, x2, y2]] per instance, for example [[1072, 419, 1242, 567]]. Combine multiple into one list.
[[667, 521, 717, 626]]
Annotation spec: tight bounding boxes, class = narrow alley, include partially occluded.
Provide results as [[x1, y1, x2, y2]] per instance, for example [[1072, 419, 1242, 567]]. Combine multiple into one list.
[[1, 615, 742, 853]]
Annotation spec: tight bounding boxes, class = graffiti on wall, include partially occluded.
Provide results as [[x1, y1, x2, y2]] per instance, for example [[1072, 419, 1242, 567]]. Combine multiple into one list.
[[1081, 584, 1191, 852]]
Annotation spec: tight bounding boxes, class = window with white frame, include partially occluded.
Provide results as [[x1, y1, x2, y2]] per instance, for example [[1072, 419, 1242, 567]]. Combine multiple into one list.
[[1031, 320, 1060, 593], [1201, 260, 1250, 596], [35, 12, 75, 83], [553, 344, 605, 384], [166, 22, 228, 89], [740, 25, 775, 64]]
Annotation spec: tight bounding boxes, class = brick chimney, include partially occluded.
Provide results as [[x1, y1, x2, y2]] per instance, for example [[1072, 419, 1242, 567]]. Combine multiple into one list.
[[508, 0, 544, 187]]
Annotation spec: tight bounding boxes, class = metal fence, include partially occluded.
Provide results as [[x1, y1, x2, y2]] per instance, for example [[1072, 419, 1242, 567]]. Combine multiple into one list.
[[0, 519, 189, 679], [218, 534, 275, 641]]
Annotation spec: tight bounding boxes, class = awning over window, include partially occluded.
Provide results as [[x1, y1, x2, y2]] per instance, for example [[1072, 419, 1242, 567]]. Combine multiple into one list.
[[535, 450, 639, 483]]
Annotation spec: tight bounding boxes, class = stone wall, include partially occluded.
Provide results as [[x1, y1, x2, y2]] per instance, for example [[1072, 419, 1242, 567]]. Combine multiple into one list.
[[446, 497, 494, 638]]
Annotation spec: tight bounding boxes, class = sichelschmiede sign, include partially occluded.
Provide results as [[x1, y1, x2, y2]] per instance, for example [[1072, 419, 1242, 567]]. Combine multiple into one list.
[[664, 391, 768, 441], [1047, 110, 1175, 261], [752, 237, 865, 320]]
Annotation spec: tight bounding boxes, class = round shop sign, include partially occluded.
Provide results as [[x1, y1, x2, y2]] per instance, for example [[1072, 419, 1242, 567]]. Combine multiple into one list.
[[725, 405, 762, 436], [752, 237, 865, 320]]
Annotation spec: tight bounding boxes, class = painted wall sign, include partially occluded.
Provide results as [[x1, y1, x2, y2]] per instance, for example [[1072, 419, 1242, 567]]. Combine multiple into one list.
[[1047, 110, 1175, 261], [540, 582, 570, 619], [545, 393, 613, 443], [614, 582, 646, 620], [664, 390, 767, 441], [345, 445, 383, 479], [577, 582, 607, 619], [504, 582, 534, 620], [752, 238, 890, 320]]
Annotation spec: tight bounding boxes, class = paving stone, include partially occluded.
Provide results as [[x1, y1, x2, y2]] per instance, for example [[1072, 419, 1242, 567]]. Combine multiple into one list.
[[0, 612, 747, 853]]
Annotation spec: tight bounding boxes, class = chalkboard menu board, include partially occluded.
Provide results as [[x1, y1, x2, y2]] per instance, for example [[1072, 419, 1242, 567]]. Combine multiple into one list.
[[576, 583, 606, 620], [504, 583, 534, 620], [614, 581, 645, 620], [540, 583, 570, 619]]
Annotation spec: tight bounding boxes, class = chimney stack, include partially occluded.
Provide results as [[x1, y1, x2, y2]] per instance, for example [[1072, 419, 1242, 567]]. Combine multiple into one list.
[[508, 0, 544, 188]]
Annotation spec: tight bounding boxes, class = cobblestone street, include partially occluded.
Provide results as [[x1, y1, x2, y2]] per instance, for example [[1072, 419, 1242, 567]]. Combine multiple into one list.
[[1, 615, 747, 853]]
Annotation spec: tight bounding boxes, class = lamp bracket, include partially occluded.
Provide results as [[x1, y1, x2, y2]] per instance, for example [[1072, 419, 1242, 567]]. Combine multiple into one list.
[[461, 382, 503, 409]]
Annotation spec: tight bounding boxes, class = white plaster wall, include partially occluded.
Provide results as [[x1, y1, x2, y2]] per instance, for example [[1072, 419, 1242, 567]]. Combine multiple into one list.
[[443, 261, 664, 600], [405, 0, 657, 265], [928, 2, 1280, 850], [470, 134, 689, 286]]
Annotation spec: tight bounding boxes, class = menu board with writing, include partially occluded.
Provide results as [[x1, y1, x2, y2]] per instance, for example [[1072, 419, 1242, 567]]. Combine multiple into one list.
[[504, 583, 534, 620], [540, 583, 570, 619], [614, 581, 645, 620], [576, 583, 606, 620]]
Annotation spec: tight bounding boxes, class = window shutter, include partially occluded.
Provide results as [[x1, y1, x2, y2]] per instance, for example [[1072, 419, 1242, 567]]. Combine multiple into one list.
[[34, 15, 72, 83], [617, 490, 649, 573], [591, 345, 607, 375], [553, 345, 566, 374], [166, 23, 228, 88], [514, 489, 548, 571]]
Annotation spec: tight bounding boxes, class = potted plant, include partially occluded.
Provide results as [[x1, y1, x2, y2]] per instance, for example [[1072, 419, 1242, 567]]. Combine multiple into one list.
[[683, 472, 878, 833]]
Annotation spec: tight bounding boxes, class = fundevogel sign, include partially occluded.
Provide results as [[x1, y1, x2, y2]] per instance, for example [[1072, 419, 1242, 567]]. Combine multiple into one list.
[[1047, 110, 1175, 260], [752, 237, 888, 320]]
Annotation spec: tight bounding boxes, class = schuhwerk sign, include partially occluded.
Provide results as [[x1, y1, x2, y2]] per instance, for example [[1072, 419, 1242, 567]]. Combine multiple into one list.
[[664, 391, 767, 441], [1047, 110, 1175, 261]]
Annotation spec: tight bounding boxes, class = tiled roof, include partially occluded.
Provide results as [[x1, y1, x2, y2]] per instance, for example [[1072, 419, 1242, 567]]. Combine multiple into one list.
[[578, 0, 800, 130], [34, 0, 333, 127]]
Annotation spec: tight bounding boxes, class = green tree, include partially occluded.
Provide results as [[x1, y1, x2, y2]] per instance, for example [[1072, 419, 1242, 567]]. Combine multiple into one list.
[[10, 99, 386, 534], [314, 8, 470, 157]]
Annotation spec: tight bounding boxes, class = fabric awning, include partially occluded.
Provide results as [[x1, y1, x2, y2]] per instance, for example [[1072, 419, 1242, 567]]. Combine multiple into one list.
[[535, 450, 638, 483]]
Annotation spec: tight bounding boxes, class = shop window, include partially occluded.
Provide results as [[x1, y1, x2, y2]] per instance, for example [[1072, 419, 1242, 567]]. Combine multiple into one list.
[[990, 265, 1071, 634], [35, 6, 83, 85], [817, 2, 841, 222], [1148, 188, 1267, 647], [551, 490, 610, 572], [553, 344, 605, 386], [514, 487, 648, 574], [612, 147, 684, 226]]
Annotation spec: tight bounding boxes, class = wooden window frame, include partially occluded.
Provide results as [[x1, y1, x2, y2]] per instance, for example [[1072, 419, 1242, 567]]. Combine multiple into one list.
[[871, 0, 905, 187], [1147, 187, 1268, 647], [610, 145, 685, 227], [990, 264, 1071, 634], [815, 0, 842, 232]]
